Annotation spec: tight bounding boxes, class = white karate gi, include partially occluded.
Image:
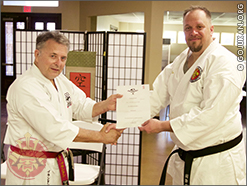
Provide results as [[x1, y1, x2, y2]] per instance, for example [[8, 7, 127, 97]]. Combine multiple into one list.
[[4, 64, 97, 185], [150, 40, 246, 185]]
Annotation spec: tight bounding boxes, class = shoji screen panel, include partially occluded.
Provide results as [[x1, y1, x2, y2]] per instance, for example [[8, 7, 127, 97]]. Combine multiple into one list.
[[15, 30, 85, 78], [15, 30, 41, 78], [87, 32, 105, 103], [105, 32, 146, 185], [61, 31, 85, 51], [60, 31, 85, 75]]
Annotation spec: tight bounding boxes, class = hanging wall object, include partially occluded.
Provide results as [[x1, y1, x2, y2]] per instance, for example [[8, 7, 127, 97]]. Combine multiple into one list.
[[65, 51, 96, 99]]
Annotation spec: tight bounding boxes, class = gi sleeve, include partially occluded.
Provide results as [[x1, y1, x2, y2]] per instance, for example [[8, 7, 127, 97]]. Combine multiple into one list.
[[69, 80, 97, 122], [150, 64, 173, 117], [19, 99, 79, 150]]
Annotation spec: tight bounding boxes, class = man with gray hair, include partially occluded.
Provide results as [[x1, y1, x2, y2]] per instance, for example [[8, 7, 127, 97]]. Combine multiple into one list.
[[4, 31, 123, 185], [139, 6, 246, 185]]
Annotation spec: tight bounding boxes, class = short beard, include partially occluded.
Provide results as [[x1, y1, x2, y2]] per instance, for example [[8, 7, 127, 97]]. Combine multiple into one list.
[[189, 42, 203, 52]]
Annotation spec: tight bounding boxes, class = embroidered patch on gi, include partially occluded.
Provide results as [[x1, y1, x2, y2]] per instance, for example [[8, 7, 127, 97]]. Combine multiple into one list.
[[64, 92, 72, 108], [190, 66, 203, 83]]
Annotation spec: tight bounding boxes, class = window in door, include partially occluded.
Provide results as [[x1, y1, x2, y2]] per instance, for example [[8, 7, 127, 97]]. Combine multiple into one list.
[[1, 13, 61, 96], [5, 22, 14, 76], [47, 22, 56, 31], [16, 22, 25, 29], [35, 22, 44, 30]]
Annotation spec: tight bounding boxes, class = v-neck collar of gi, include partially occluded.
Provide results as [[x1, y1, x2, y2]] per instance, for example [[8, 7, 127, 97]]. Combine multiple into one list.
[[31, 64, 60, 89]]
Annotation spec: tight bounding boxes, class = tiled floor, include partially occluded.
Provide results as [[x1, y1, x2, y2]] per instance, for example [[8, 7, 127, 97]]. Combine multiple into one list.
[[1, 96, 246, 185]]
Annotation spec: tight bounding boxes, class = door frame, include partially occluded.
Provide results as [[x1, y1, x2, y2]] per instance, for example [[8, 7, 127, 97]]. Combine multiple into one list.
[[1, 13, 61, 96]]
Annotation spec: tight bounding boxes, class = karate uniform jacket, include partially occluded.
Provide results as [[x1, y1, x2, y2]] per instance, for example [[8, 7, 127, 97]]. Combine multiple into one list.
[[150, 40, 246, 185], [4, 64, 97, 185]]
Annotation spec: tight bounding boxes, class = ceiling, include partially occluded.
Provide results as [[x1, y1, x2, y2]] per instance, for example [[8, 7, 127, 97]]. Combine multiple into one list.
[[109, 11, 245, 26]]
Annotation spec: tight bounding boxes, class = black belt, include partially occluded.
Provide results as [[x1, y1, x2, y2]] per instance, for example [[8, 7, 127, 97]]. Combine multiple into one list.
[[67, 149, 75, 182], [159, 133, 243, 185]]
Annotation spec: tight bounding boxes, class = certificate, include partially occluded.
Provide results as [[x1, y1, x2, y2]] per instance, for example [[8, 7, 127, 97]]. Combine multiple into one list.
[[116, 84, 151, 129]]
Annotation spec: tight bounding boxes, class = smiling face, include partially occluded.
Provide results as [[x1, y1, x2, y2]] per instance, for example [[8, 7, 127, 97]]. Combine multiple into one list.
[[34, 39, 68, 82], [183, 9, 214, 54]]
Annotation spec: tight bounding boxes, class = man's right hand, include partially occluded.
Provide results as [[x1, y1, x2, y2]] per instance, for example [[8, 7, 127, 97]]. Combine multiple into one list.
[[100, 123, 123, 144], [73, 123, 123, 144]]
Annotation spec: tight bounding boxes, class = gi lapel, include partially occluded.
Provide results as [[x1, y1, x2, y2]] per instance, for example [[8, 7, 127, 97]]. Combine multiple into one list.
[[171, 41, 219, 104]]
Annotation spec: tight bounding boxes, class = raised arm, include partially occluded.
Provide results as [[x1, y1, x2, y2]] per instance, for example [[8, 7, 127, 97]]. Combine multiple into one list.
[[92, 94, 123, 117]]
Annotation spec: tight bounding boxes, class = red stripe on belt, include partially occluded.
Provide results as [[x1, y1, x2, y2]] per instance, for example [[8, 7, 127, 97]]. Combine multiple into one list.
[[10, 145, 60, 158], [10, 145, 70, 185]]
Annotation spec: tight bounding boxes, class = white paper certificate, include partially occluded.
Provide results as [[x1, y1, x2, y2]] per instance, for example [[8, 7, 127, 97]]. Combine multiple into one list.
[[116, 84, 150, 129]]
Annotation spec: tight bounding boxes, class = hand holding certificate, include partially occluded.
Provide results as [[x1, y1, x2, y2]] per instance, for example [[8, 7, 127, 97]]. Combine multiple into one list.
[[116, 84, 151, 129]]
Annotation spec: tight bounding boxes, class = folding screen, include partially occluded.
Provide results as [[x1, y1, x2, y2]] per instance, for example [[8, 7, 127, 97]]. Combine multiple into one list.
[[86, 32, 105, 104], [15, 30, 85, 78], [61, 31, 85, 51], [15, 30, 41, 78], [104, 32, 146, 185], [14, 30, 146, 185]]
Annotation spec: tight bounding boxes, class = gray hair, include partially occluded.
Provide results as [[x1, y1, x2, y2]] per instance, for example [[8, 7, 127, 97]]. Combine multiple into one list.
[[36, 31, 70, 51]]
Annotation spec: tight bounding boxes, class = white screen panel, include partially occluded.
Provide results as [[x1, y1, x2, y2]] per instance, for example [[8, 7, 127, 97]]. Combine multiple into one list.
[[105, 32, 145, 185]]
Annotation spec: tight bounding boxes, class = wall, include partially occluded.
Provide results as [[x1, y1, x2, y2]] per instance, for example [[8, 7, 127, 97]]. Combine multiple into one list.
[[1, 1, 80, 31], [96, 15, 119, 31], [119, 22, 144, 32], [1, 1, 246, 88], [79, 1, 246, 88], [213, 25, 245, 57], [119, 22, 246, 63]]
